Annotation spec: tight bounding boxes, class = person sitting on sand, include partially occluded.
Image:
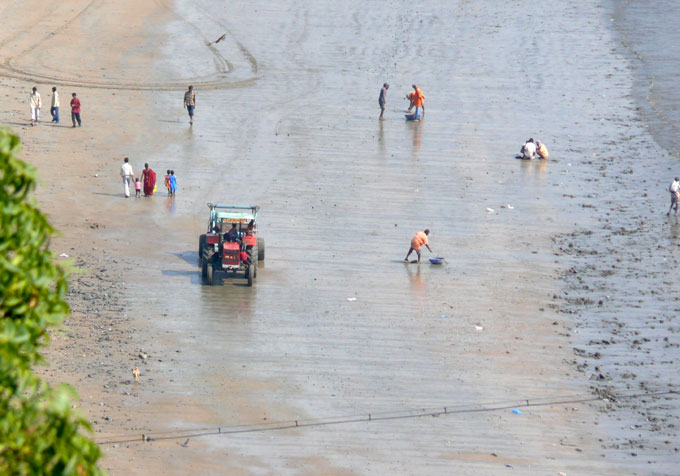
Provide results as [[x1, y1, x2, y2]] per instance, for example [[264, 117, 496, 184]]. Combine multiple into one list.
[[521, 138, 536, 159], [536, 140, 549, 159], [405, 229, 432, 263], [668, 177, 680, 216]]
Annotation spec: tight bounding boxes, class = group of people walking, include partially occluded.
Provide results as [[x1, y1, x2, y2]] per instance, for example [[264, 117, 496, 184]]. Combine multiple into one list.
[[29, 86, 81, 127], [119, 157, 170, 198]]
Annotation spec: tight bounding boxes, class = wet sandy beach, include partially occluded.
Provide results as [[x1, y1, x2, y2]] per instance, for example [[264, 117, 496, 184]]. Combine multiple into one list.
[[1, 0, 679, 474]]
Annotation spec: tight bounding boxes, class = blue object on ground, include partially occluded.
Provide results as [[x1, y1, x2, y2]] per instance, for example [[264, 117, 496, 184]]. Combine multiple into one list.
[[512, 409, 522, 415], [405, 111, 422, 121], [429, 257, 445, 264]]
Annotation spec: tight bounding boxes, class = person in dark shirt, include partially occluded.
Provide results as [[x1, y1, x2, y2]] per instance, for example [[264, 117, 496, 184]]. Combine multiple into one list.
[[378, 83, 389, 120], [224, 223, 239, 242]]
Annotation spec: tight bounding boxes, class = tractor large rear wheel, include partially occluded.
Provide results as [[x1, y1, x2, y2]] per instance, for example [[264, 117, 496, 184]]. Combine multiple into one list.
[[198, 234, 206, 265], [246, 264, 254, 287], [257, 238, 265, 261], [206, 263, 214, 285]]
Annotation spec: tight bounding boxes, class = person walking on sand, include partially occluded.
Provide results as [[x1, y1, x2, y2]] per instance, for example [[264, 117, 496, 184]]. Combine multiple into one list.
[[411, 84, 425, 118], [50, 87, 60, 123], [169, 170, 177, 196], [378, 83, 389, 120], [29, 87, 41, 126], [164, 170, 171, 195], [405, 229, 432, 263], [184, 85, 195, 125], [70, 93, 81, 127], [120, 157, 134, 198], [141, 163, 157, 196], [668, 177, 680, 216]]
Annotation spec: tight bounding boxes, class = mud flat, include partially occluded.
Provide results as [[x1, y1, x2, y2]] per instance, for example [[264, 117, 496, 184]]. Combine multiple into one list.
[[1, 0, 679, 474]]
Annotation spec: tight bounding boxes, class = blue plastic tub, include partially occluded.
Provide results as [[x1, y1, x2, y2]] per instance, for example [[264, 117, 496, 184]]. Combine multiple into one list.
[[429, 257, 445, 264]]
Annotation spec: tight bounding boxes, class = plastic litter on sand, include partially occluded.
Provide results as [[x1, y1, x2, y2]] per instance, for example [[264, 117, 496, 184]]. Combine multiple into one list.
[[512, 409, 522, 415], [346, 297, 357, 301]]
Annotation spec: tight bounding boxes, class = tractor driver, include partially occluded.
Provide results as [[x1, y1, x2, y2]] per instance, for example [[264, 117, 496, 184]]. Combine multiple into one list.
[[224, 222, 238, 242]]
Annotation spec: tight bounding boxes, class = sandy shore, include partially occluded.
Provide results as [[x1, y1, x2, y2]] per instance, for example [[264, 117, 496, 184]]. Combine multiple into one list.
[[2, 0, 679, 474]]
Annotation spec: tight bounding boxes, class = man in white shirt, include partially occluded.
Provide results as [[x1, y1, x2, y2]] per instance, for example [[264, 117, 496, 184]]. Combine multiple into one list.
[[50, 87, 60, 123], [521, 138, 536, 159], [120, 157, 134, 198], [668, 177, 680, 216], [29, 87, 41, 125]]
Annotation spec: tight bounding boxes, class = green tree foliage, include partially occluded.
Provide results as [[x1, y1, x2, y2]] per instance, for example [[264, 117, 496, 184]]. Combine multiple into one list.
[[0, 129, 102, 475]]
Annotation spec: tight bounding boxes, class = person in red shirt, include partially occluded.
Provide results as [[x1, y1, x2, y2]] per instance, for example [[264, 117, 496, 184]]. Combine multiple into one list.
[[70, 92, 81, 127]]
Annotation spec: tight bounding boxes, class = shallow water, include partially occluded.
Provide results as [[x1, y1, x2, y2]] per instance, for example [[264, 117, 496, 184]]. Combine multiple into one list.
[[99, 0, 680, 473]]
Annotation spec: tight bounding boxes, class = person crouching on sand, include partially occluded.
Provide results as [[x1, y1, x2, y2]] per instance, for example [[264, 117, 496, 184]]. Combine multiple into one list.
[[405, 229, 432, 263], [536, 140, 549, 159], [521, 138, 536, 159]]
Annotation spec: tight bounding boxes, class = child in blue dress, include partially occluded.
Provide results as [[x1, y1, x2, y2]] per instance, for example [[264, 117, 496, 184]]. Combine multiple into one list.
[[169, 170, 177, 196]]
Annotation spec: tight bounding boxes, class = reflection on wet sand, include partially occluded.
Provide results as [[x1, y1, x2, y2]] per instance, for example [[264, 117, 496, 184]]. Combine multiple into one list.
[[410, 119, 423, 157], [404, 262, 427, 298], [669, 216, 680, 240], [519, 157, 548, 182]]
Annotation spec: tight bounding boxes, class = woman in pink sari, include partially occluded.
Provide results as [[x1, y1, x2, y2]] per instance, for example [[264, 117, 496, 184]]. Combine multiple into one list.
[[141, 162, 157, 196]]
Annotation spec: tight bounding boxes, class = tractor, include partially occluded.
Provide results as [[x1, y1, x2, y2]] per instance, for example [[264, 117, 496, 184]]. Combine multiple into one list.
[[198, 203, 264, 286]]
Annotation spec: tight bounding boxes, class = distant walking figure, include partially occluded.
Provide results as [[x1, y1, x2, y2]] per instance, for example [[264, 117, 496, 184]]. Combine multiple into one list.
[[29, 87, 41, 125], [120, 157, 134, 198], [70, 93, 81, 127], [50, 87, 60, 123], [184, 85, 195, 125], [668, 177, 680, 216], [141, 163, 157, 196], [405, 229, 432, 263], [378, 83, 389, 120]]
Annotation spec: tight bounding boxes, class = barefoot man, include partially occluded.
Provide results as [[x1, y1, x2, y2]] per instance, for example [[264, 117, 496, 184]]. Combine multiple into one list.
[[184, 85, 195, 125], [378, 83, 389, 120], [405, 229, 432, 263]]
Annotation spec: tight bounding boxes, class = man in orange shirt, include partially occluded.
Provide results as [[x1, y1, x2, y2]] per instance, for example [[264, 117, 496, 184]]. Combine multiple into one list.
[[412, 84, 425, 118], [405, 229, 432, 262]]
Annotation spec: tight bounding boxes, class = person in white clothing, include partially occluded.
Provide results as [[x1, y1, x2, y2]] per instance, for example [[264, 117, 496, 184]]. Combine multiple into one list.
[[668, 177, 680, 216], [521, 138, 536, 159], [120, 157, 135, 198], [30, 87, 41, 125], [50, 87, 60, 123]]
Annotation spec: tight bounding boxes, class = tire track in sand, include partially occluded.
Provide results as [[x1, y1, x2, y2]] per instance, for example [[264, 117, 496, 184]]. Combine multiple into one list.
[[0, 0, 258, 91]]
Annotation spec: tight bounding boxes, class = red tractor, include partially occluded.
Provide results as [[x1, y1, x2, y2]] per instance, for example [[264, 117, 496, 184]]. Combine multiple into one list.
[[198, 204, 264, 286]]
